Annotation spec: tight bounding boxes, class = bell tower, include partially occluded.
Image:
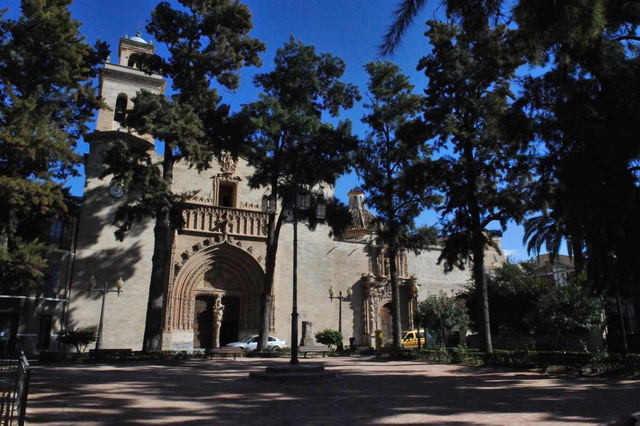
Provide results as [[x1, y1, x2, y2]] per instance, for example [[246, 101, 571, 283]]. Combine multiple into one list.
[[92, 32, 166, 139]]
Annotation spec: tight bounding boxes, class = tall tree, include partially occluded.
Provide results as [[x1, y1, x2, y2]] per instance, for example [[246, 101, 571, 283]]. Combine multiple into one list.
[[245, 37, 360, 351], [356, 61, 439, 348], [515, 0, 640, 305], [421, 21, 532, 353], [0, 0, 107, 289], [102, 0, 265, 350]]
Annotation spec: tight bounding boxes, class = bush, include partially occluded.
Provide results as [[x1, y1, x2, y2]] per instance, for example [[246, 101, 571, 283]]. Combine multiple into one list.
[[417, 292, 469, 347], [533, 283, 604, 336], [315, 329, 342, 349], [58, 327, 97, 353]]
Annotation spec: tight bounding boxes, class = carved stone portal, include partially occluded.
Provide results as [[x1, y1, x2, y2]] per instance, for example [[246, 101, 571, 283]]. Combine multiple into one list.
[[165, 241, 267, 350]]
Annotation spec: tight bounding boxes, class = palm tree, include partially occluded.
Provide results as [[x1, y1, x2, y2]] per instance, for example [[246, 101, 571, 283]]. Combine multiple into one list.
[[523, 210, 585, 275], [380, 0, 428, 56], [380, 0, 505, 56]]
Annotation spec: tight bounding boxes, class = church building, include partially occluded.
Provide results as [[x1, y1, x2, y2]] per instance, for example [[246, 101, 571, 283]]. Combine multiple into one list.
[[18, 34, 506, 354]]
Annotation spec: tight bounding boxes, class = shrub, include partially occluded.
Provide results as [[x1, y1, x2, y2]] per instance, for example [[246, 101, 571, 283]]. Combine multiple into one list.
[[315, 329, 342, 349], [417, 292, 469, 347], [532, 283, 604, 336], [58, 327, 97, 353]]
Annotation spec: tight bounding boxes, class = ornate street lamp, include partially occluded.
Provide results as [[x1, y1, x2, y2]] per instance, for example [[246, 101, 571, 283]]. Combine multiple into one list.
[[329, 286, 352, 349], [88, 275, 125, 350], [261, 184, 327, 365]]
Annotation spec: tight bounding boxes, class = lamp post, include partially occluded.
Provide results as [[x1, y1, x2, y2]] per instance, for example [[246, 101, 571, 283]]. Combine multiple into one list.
[[88, 275, 125, 350], [328, 286, 352, 338], [262, 185, 326, 366]]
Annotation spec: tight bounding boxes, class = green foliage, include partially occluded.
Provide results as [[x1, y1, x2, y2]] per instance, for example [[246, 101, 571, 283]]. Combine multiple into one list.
[[0, 239, 49, 290], [533, 283, 604, 335], [315, 329, 343, 349], [463, 265, 603, 338], [244, 37, 359, 350], [0, 0, 107, 289], [419, 19, 533, 353], [58, 328, 98, 353], [464, 263, 551, 335], [417, 292, 470, 348], [357, 61, 440, 348]]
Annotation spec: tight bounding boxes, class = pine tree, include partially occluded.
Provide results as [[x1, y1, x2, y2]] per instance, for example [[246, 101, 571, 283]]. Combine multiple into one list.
[[357, 61, 439, 348], [102, 0, 265, 350], [245, 37, 360, 351], [0, 0, 107, 289], [420, 21, 533, 353]]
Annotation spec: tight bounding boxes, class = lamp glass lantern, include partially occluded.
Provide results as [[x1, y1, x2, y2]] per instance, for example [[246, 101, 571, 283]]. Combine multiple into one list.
[[261, 194, 276, 214]]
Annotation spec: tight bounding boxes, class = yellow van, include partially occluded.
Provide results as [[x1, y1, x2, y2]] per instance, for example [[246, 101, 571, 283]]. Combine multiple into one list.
[[401, 330, 426, 349]]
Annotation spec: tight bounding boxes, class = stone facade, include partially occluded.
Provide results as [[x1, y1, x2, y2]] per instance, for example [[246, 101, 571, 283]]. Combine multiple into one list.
[[65, 34, 505, 352]]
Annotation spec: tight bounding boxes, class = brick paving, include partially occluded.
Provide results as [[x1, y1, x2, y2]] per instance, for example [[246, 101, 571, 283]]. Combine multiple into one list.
[[26, 356, 639, 425]]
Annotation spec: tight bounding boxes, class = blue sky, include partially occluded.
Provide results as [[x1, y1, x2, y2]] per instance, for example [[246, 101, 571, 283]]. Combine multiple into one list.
[[5, 0, 543, 261]]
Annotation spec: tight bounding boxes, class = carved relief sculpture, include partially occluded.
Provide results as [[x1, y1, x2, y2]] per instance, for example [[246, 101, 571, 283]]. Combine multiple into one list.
[[218, 151, 238, 174]]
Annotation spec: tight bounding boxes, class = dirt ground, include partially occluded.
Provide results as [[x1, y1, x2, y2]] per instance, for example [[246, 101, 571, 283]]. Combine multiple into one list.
[[26, 356, 640, 425]]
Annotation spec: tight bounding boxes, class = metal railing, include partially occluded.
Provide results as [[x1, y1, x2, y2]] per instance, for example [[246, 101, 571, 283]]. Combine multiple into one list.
[[0, 352, 30, 425]]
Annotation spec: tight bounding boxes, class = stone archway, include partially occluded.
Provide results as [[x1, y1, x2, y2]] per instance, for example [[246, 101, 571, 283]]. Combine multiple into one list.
[[164, 241, 265, 350]]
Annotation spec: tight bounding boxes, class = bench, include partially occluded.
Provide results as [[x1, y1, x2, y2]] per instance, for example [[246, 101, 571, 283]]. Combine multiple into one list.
[[533, 352, 592, 375], [88, 348, 133, 361], [205, 347, 244, 360], [298, 346, 332, 358]]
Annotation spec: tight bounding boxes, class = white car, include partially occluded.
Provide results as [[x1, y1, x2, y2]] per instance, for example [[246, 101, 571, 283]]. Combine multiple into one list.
[[226, 335, 287, 352]]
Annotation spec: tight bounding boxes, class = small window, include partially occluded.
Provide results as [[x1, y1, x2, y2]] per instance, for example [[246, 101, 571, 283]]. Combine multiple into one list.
[[268, 336, 275, 342], [114, 93, 128, 123], [127, 57, 136, 68], [218, 183, 235, 208]]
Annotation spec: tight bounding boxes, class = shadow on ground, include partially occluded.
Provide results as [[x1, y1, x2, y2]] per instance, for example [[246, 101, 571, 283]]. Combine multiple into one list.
[[26, 357, 640, 425]]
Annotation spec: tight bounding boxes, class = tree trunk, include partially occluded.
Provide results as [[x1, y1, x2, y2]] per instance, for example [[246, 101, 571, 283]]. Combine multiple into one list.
[[142, 153, 174, 351], [472, 228, 492, 353], [257, 198, 283, 351], [388, 246, 402, 349]]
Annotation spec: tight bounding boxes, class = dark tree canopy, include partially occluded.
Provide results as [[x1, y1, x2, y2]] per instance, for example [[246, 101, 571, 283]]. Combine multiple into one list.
[[0, 0, 107, 289]]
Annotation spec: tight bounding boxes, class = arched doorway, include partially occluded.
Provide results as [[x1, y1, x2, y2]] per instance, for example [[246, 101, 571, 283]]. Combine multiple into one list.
[[166, 241, 265, 350]]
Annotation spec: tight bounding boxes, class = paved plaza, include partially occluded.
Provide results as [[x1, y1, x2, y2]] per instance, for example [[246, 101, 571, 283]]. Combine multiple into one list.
[[27, 357, 639, 425]]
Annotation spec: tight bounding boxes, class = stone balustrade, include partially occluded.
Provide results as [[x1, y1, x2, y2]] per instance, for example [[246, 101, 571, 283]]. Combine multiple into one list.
[[182, 205, 268, 239]]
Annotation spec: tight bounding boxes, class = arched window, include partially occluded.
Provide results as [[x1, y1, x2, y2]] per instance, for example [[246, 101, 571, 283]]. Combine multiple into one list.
[[127, 57, 136, 68], [114, 93, 128, 123]]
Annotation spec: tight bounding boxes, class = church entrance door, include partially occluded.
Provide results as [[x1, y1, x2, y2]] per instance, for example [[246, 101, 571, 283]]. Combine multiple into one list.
[[220, 296, 240, 346], [194, 295, 214, 348]]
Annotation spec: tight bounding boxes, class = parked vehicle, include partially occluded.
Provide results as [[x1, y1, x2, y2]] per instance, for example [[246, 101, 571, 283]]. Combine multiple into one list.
[[225, 335, 287, 352], [401, 330, 436, 349]]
